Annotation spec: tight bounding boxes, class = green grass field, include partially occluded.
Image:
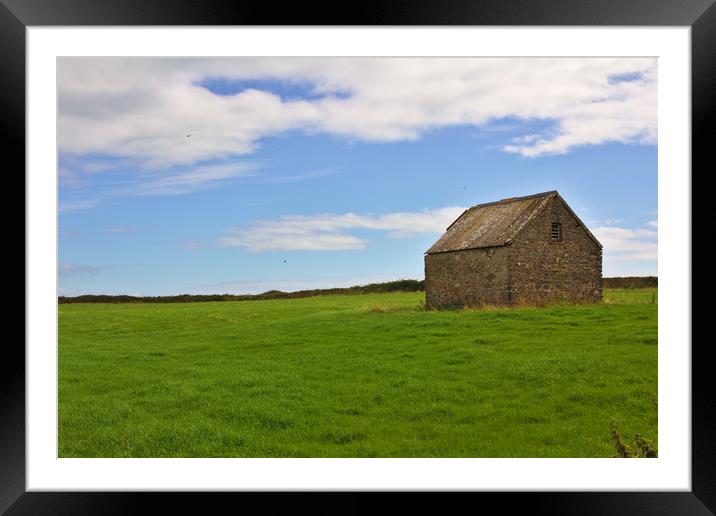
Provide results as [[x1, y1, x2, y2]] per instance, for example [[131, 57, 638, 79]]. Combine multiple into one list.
[[58, 288, 657, 458]]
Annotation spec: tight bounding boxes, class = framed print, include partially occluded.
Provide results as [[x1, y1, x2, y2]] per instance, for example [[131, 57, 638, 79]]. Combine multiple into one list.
[[5, 0, 711, 513]]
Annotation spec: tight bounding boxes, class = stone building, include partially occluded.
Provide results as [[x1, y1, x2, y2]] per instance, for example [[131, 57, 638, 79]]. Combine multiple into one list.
[[425, 191, 602, 309]]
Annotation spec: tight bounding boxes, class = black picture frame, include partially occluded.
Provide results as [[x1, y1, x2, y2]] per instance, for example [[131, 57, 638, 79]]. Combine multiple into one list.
[[4, 1, 709, 513]]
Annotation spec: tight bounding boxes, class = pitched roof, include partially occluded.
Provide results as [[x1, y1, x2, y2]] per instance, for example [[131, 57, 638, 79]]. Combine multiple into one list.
[[426, 191, 601, 254]]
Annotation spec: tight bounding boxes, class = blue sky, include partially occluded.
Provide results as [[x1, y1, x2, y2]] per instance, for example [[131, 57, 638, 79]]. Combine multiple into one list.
[[58, 58, 657, 296]]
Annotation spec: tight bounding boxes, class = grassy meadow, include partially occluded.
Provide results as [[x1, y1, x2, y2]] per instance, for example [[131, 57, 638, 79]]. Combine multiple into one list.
[[58, 288, 657, 458]]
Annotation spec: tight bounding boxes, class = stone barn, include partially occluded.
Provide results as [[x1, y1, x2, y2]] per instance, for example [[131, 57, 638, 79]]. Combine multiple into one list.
[[425, 191, 602, 309]]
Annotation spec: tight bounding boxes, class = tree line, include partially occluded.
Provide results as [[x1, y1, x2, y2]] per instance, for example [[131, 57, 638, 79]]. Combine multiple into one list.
[[58, 276, 657, 304], [58, 279, 426, 304]]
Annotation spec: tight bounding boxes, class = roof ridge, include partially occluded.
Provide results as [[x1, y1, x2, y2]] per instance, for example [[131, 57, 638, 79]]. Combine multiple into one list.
[[466, 190, 558, 211], [442, 190, 557, 232]]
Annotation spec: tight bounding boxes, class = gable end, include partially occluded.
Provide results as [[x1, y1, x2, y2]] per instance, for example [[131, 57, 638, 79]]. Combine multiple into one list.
[[552, 194, 602, 249]]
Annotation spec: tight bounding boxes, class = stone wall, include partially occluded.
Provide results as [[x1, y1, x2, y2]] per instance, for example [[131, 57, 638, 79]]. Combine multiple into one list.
[[508, 196, 602, 304], [424, 246, 511, 309]]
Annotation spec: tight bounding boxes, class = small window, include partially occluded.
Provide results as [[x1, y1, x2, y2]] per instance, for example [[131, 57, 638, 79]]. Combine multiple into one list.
[[550, 223, 563, 241]]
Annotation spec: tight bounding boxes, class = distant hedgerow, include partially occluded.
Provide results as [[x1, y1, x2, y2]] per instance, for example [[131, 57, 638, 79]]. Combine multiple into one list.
[[58, 279, 426, 304]]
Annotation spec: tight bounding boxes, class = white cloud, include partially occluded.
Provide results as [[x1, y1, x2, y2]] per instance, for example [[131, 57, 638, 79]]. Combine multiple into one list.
[[261, 169, 337, 183], [218, 207, 466, 252], [107, 226, 141, 234], [592, 224, 658, 262], [602, 218, 624, 225], [58, 57, 657, 166], [133, 162, 259, 196], [58, 286, 140, 297], [58, 166, 88, 187], [58, 198, 103, 212], [226, 230, 366, 252], [58, 162, 259, 211], [59, 262, 99, 276]]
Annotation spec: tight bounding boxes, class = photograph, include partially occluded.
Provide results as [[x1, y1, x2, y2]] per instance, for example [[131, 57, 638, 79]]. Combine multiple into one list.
[[57, 56, 658, 459]]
